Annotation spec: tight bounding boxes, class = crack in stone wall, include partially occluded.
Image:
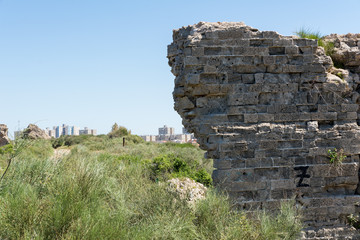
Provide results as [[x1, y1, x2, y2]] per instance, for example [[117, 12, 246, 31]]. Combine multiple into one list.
[[168, 22, 360, 238]]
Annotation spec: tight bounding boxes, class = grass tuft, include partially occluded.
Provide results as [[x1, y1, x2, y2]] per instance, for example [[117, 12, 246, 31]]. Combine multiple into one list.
[[294, 27, 335, 57]]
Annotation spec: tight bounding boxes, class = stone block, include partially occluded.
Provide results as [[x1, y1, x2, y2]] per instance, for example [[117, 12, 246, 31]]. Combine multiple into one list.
[[167, 44, 178, 57], [270, 179, 296, 190], [258, 113, 274, 122], [242, 74, 255, 84], [204, 47, 222, 55], [263, 56, 276, 65], [293, 39, 307, 47], [310, 112, 337, 121], [184, 56, 200, 65], [244, 114, 258, 123], [299, 46, 315, 54], [269, 46, 285, 55], [249, 38, 273, 47], [347, 112, 358, 120], [259, 140, 278, 150], [266, 64, 283, 73], [273, 38, 293, 46], [274, 113, 300, 122], [283, 64, 304, 73], [277, 140, 303, 149], [285, 46, 299, 54], [192, 47, 204, 56], [213, 159, 232, 170], [341, 104, 359, 112], [231, 181, 267, 191], [186, 74, 200, 85]]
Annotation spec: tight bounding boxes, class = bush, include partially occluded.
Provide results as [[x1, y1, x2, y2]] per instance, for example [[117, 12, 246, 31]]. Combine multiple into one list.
[[195, 168, 212, 187], [150, 154, 212, 186], [108, 126, 130, 138]]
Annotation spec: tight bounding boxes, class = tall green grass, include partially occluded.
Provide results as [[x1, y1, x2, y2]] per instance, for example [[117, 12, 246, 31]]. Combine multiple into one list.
[[0, 139, 302, 239]]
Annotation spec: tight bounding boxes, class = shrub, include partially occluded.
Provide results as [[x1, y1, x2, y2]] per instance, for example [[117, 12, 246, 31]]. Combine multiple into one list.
[[150, 154, 212, 186], [108, 126, 130, 138], [195, 168, 212, 186]]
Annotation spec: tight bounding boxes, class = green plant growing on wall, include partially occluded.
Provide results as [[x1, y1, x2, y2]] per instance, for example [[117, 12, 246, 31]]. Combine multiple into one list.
[[348, 214, 360, 230], [327, 148, 346, 167], [294, 28, 335, 56], [336, 72, 344, 79]]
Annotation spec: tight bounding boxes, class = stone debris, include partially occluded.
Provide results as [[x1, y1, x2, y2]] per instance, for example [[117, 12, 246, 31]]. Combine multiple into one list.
[[52, 148, 71, 160], [23, 124, 51, 140], [324, 33, 360, 74], [168, 22, 360, 238], [167, 178, 207, 205], [0, 124, 11, 147]]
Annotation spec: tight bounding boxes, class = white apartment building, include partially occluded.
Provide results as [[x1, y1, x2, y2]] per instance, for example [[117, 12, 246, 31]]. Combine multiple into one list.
[[159, 125, 175, 136]]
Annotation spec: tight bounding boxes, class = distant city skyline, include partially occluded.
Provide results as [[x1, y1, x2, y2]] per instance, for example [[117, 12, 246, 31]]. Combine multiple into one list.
[[10, 122, 187, 139], [13, 123, 97, 139], [46, 124, 97, 138], [141, 125, 195, 143]]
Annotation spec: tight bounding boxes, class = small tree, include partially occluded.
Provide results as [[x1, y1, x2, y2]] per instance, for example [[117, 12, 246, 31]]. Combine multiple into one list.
[[111, 123, 119, 132], [108, 125, 130, 138]]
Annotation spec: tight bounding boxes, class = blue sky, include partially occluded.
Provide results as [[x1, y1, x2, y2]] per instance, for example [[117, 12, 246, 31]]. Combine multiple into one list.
[[1, 0, 359, 136]]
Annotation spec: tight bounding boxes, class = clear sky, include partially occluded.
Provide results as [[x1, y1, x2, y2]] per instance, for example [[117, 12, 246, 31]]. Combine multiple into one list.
[[1, 0, 359, 136]]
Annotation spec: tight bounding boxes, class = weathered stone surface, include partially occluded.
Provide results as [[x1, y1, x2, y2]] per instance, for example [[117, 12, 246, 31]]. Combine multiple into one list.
[[167, 178, 207, 206], [168, 22, 360, 238], [0, 124, 10, 147], [324, 33, 360, 73], [23, 124, 50, 140]]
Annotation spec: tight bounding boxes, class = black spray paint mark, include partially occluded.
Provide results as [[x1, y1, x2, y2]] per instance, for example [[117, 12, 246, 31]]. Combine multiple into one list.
[[294, 166, 310, 187]]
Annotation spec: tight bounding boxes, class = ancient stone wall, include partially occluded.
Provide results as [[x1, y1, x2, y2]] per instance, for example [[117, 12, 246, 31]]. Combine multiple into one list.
[[168, 22, 360, 238]]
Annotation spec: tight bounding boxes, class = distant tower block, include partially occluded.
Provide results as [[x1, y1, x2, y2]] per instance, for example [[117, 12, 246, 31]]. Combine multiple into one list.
[[158, 125, 174, 136]]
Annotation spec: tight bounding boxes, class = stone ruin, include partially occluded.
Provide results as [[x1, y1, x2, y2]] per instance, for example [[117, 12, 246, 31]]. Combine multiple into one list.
[[167, 22, 360, 238], [0, 124, 10, 147], [22, 124, 50, 140]]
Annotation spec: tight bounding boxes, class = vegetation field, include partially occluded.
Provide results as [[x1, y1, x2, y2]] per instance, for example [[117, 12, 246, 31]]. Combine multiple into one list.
[[0, 133, 302, 239]]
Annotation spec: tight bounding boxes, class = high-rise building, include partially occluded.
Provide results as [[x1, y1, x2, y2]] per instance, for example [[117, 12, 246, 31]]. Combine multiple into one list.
[[46, 128, 56, 138], [55, 125, 63, 138], [79, 127, 97, 136], [159, 125, 175, 136], [73, 126, 80, 136], [63, 124, 72, 136]]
